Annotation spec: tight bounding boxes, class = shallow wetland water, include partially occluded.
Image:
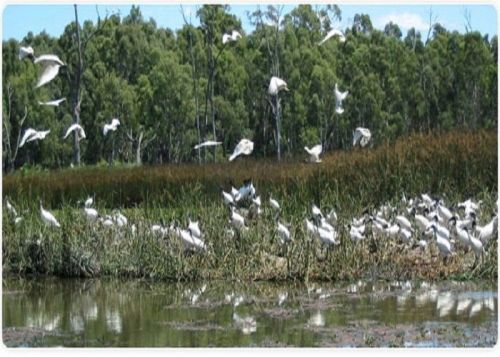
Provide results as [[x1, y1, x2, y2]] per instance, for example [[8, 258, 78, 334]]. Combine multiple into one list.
[[2, 277, 497, 347]]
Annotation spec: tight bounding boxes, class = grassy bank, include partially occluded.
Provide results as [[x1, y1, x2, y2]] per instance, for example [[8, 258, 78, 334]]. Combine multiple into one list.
[[2, 130, 498, 282]]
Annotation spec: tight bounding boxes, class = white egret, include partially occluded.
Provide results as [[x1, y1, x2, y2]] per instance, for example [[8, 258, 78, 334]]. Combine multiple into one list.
[[34, 54, 64, 88], [19, 46, 34, 60], [385, 223, 400, 238], [84, 207, 98, 221], [334, 83, 348, 114], [268, 76, 289, 95], [103, 118, 120, 135], [317, 226, 339, 246], [84, 197, 93, 208], [222, 30, 242, 44], [114, 212, 128, 227], [352, 127, 372, 147], [19, 128, 50, 147], [475, 216, 498, 244], [414, 214, 431, 232], [437, 203, 453, 222], [194, 140, 222, 150], [395, 215, 413, 231], [38, 98, 66, 107], [40, 201, 60, 228], [399, 227, 412, 242], [229, 138, 254, 161], [348, 224, 365, 241], [230, 207, 247, 230], [312, 204, 324, 221], [304, 144, 322, 163], [277, 222, 292, 244], [269, 197, 280, 211], [222, 190, 235, 206], [178, 228, 206, 252], [63, 124, 86, 140], [318, 28, 346, 45], [5, 198, 17, 216], [188, 218, 202, 239], [305, 218, 319, 238], [467, 230, 484, 261], [429, 225, 452, 256]]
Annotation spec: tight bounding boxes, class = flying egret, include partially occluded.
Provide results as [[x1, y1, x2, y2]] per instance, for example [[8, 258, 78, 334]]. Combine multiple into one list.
[[334, 83, 348, 114], [19, 128, 50, 147], [229, 139, 254, 161], [19, 46, 34, 60], [194, 140, 222, 150], [64, 124, 86, 140], [222, 30, 242, 44], [352, 127, 372, 147], [103, 118, 120, 135], [40, 201, 60, 228], [268, 76, 289, 95], [34, 54, 64, 88], [304, 144, 322, 163], [38, 98, 66, 107], [318, 28, 346, 45]]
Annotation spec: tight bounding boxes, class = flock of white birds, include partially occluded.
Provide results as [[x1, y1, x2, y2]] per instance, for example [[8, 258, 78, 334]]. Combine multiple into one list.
[[5, 179, 498, 268], [17, 26, 372, 164]]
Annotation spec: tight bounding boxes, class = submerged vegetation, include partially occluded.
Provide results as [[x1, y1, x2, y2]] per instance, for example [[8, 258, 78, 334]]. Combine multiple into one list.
[[2, 130, 498, 282]]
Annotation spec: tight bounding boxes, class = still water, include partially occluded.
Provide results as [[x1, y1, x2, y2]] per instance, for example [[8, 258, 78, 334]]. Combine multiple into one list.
[[2, 277, 497, 347]]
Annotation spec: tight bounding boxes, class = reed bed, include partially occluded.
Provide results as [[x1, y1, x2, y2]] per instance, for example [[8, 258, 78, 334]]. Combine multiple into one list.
[[2, 130, 498, 281]]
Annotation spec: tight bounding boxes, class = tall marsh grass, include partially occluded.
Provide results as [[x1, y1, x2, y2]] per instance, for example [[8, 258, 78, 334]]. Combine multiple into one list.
[[2, 130, 498, 281]]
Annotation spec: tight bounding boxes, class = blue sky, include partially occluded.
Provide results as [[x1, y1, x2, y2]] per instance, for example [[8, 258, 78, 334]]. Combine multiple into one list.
[[2, 2, 498, 42]]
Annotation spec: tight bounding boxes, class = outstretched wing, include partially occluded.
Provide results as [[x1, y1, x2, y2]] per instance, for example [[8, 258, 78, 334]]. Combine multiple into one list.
[[19, 128, 37, 147], [36, 63, 61, 88]]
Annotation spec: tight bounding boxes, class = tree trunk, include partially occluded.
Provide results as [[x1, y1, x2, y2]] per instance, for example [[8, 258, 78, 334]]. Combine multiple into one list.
[[72, 5, 82, 166], [136, 132, 143, 165]]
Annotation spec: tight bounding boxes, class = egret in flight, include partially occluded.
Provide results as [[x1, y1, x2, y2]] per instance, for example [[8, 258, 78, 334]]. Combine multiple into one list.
[[38, 98, 66, 107], [229, 139, 254, 161], [19, 128, 50, 147], [222, 30, 242, 44], [334, 83, 348, 114], [268, 76, 289, 95], [34, 54, 65, 88], [64, 124, 86, 141], [318, 29, 346, 45], [103, 118, 120, 135]]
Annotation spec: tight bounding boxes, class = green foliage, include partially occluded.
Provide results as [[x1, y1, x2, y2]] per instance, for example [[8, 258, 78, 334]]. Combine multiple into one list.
[[2, 5, 498, 171]]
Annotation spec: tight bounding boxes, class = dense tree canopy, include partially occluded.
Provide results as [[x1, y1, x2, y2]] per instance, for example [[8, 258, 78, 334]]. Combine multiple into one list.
[[2, 4, 497, 170]]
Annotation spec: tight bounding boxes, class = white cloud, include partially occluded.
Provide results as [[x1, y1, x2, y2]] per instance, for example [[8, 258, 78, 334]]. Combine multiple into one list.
[[376, 12, 429, 31]]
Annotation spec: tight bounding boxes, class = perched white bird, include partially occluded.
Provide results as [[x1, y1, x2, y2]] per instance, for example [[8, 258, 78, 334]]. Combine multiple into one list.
[[114, 212, 128, 227], [230, 207, 247, 230], [334, 83, 348, 114], [84, 197, 93, 208], [40, 202, 60, 228], [399, 228, 412, 242], [38, 98, 66, 107], [188, 218, 202, 239], [304, 144, 323, 163], [437, 203, 453, 222], [468, 233, 484, 259], [19, 128, 50, 147], [34, 54, 64, 88], [268, 76, 289, 95], [415, 214, 431, 232], [269, 197, 280, 211], [348, 224, 365, 241], [194, 140, 222, 150], [83, 207, 98, 221], [178, 228, 206, 252], [317, 226, 339, 246], [312, 204, 324, 221], [277, 222, 292, 244], [395, 215, 413, 231], [474, 216, 498, 245], [229, 139, 254, 161], [64, 124, 86, 140], [429, 225, 452, 256], [352, 127, 372, 147], [101, 216, 114, 227], [19, 46, 34, 60], [385, 223, 400, 238], [222, 190, 235, 206], [318, 28, 346, 45], [103, 118, 120, 136], [222, 30, 242, 44], [5, 198, 17, 216]]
